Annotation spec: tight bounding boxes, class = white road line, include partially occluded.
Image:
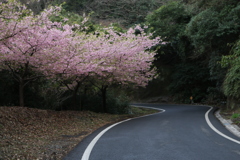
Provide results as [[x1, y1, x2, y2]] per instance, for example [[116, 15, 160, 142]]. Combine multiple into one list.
[[205, 107, 240, 145], [81, 106, 165, 160]]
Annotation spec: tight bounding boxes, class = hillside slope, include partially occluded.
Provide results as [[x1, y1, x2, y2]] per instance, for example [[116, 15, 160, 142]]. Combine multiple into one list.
[[20, 0, 171, 27]]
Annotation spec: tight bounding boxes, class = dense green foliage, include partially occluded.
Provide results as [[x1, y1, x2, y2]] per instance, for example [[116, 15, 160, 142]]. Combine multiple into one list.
[[183, 0, 240, 105], [144, 0, 240, 106], [169, 62, 212, 103], [54, 0, 169, 27], [147, 1, 190, 40], [221, 40, 240, 108]]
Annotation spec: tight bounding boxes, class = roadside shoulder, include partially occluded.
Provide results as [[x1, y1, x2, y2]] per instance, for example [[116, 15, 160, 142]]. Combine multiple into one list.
[[215, 110, 240, 138]]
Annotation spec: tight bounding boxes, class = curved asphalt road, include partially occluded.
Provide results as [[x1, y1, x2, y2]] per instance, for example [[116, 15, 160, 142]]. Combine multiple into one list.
[[64, 104, 240, 160]]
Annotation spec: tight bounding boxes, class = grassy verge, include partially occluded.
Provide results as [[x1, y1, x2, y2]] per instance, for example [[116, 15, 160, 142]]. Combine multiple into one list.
[[220, 108, 240, 127], [0, 106, 158, 160]]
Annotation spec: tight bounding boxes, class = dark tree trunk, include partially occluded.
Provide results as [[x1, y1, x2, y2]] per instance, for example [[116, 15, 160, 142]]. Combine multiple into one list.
[[73, 81, 81, 110], [18, 63, 29, 107], [101, 85, 108, 113], [19, 79, 25, 107], [80, 86, 88, 111]]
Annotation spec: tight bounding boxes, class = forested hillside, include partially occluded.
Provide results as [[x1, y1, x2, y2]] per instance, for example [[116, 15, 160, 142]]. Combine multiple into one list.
[[18, 0, 171, 27], [1, 0, 240, 110], [147, 0, 240, 108]]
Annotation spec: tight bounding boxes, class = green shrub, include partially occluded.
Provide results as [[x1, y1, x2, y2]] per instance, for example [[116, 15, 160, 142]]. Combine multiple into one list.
[[231, 113, 240, 119], [106, 91, 130, 114]]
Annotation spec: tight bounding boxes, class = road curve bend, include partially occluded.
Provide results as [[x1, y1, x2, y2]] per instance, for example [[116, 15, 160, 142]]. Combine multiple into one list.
[[64, 104, 240, 160]]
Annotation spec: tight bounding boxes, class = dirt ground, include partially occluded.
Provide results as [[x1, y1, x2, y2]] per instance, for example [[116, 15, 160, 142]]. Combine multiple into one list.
[[0, 106, 157, 160]]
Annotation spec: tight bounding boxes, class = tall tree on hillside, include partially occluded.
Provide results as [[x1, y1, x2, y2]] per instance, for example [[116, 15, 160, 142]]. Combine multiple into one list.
[[221, 39, 240, 109], [185, 4, 240, 100], [145, 1, 197, 101]]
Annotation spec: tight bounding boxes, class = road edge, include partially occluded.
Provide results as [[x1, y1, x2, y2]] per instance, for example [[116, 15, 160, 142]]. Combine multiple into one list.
[[215, 109, 240, 138], [81, 106, 165, 160], [205, 107, 240, 144]]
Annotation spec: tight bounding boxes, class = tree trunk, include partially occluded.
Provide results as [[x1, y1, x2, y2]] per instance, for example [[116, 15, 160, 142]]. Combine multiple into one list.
[[73, 81, 81, 110], [80, 86, 88, 111], [19, 79, 24, 107], [101, 85, 108, 113]]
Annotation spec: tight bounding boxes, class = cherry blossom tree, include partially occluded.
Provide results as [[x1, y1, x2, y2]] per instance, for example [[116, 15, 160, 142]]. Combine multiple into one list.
[[46, 33, 98, 110], [0, 1, 162, 110], [0, 1, 74, 106], [81, 26, 161, 112], [47, 26, 161, 111], [0, 0, 31, 42]]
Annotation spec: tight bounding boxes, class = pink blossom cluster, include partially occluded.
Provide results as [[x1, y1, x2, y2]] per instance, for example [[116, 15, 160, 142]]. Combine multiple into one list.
[[0, 0, 162, 88]]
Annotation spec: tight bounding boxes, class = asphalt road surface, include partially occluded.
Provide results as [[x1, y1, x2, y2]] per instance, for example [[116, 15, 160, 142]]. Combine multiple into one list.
[[64, 104, 240, 160]]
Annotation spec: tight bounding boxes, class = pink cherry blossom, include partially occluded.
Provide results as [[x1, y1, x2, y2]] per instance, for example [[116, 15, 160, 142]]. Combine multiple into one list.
[[0, 1, 163, 108]]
